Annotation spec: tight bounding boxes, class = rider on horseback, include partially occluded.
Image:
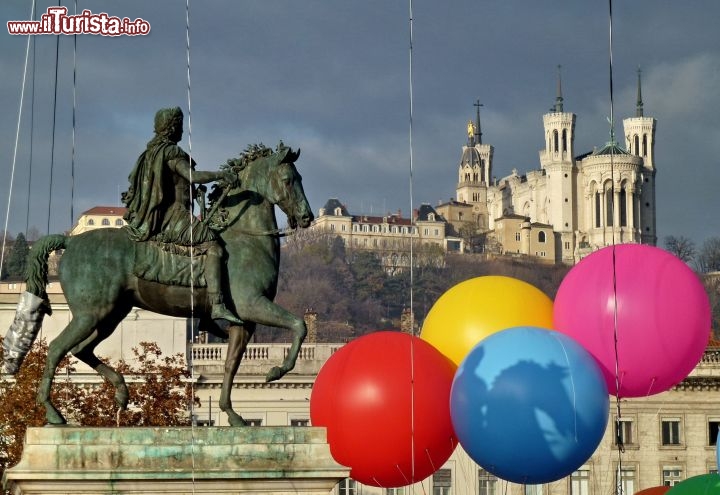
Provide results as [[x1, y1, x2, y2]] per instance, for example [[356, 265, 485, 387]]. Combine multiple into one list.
[[121, 106, 243, 325]]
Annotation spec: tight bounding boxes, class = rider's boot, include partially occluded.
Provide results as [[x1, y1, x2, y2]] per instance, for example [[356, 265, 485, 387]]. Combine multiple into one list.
[[206, 248, 244, 326]]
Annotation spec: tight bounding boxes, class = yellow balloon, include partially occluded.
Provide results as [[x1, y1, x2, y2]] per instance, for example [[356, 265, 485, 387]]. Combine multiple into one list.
[[420, 276, 554, 366]]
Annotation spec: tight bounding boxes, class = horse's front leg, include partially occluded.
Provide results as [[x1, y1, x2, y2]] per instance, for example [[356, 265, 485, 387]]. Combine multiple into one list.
[[241, 297, 307, 383], [219, 323, 252, 426]]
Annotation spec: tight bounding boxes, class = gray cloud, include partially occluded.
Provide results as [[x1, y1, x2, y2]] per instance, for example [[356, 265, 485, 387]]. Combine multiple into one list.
[[1, 1, 719, 246]]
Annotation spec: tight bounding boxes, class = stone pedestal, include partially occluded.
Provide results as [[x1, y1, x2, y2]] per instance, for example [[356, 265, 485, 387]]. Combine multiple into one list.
[[2, 426, 349, 495]]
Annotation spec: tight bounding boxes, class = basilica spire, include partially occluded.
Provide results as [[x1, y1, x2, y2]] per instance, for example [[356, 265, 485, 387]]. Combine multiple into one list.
[[474, 100, 483, 145], [636, 67, 644, 117], [554, 65, 564, 113]]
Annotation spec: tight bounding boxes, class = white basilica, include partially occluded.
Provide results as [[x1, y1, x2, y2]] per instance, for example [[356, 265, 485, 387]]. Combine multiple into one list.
[[437, 70, 657, 264]]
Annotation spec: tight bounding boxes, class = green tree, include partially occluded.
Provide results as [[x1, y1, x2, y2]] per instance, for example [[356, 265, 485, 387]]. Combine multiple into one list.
[[3, 233, 29, 280]]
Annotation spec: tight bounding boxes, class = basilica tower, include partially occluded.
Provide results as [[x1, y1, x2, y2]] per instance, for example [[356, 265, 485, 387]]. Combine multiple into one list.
[[539, 68, 577, 263], [456, 100, 493, 230], [623, 68, 657, 245]]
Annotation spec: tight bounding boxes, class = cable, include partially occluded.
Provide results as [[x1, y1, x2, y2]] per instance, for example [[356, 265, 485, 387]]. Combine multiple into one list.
[[407, 0, 417, 491], [185, 0, 197, 492], [46, 11, 61, 235], [25, 0, 37, 237], [1, 0, 36, 277], [607, 1, 625, 493], [70, 0, 77, 229]]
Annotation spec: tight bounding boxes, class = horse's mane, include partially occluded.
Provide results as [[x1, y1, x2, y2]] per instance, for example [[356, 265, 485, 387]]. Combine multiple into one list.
[[207, 142, 275, 207]]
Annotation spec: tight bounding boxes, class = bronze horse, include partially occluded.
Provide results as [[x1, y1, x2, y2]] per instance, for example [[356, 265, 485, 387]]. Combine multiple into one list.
[[14, 145, 313, 426]]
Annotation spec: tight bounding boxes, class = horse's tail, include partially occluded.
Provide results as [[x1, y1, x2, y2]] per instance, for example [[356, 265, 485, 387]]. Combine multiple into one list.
[[2, 234, 66, 375], [26, 234, 67, 301]]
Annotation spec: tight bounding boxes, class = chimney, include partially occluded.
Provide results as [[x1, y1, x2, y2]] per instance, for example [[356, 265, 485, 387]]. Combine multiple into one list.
[[304, 308, 318, 343], [400, 308, 415, 335]]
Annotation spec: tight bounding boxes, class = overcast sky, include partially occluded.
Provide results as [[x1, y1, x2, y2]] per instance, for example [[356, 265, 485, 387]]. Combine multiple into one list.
[[1, 1, 719, 246]]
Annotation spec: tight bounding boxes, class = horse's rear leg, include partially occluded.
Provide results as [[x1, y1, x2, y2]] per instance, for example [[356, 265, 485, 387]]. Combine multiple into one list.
[[38, 314, 100, 425], [241, 297, 307, 382], [218, 323, 254, 426], [71, 306, 132, 413]]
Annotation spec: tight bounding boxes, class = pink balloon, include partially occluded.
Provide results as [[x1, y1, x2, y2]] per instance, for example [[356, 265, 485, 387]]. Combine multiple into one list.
[[554, 244, 711, 398]]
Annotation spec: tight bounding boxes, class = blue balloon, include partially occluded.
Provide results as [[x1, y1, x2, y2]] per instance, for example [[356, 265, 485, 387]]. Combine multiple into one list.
[[450, 326, 609, 484]]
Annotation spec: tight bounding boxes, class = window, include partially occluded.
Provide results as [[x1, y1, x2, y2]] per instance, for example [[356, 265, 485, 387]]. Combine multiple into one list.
[[620, 186, 628, 227], [87, 219, 95, 225], [538, 231, 546, 243], [553, 130, 559, 152], [708, 420, 720, 445], [338, 478, 356, 495], [662, 467, 683, 486], [615, 418, 634, 446], [525, 485, 543, 495], [570, 469, 589, 495], [662, 418, 681, 445], [562, 129, 568, 152], [565, 241, 570, 250], [432, 468, 451, 495], [290, 419, 309, 427], [634, 135, 640, 155], [594, 192, 601, 227], [386, 489, 404, 495], [642, 134, 648, 157], [102, 218, 110, 226], [341, 224, 346, 232], [515, 232, 521, 242], [330, 224, 335, 231], [478, 469, 497, 495], [115, 219, 123, 226], [618, 468, 636, 494], [605, 187, 614, 226]]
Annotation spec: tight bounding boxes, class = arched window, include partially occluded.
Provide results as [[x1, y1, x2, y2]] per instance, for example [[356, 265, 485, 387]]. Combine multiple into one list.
[[642, 134, 648, 157], [605, 185, 614, 227], [115, 219, 123, 226], [620, 185, 628, 227], [553, 130, 559, 152], [634, 135, 640, 155], [538, 231, 546, 243], [102, 218, 110, 226], [87, 219, 95, 226], [562, 129, 568, 152], [595, 191, 601, 228]]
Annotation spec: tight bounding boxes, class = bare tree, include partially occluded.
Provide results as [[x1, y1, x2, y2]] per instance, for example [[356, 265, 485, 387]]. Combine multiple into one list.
[[664, 235, 696, 264], [697, 237, 720, 273]]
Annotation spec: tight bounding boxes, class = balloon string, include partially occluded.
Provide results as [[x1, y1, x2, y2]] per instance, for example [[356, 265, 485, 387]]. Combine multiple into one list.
[[607, 0, 624, 490]]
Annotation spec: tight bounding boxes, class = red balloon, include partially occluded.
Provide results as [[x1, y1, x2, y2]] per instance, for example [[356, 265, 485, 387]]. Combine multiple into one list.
[[310, 332, 458, 487]]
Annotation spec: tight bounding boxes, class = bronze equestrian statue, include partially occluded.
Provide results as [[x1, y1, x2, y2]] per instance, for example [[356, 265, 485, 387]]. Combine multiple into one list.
[[2, 108, 314, 427]]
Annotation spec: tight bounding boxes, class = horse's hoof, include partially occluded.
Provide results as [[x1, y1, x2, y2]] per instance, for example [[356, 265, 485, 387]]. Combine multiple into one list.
[[115, 390, 129, 410], [226, 411, 248, 427], [265, 366, 286, 383], [45, 409, 67, 426]]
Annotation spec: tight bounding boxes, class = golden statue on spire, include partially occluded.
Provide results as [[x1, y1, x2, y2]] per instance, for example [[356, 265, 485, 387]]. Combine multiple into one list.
[[467, 120, 475, 139]]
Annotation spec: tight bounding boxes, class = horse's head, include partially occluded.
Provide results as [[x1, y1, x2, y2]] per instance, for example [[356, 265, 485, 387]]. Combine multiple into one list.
[[242, 145, 314, 229]]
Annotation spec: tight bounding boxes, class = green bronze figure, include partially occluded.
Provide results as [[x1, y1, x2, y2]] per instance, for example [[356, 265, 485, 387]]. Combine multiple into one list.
[[122, 107, 241, 325], [2, 108, 314, 427]]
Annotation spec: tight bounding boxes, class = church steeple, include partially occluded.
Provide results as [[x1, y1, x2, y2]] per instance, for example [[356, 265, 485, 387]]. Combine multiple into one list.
[[554, 65, 564, 113], [635, 67, 644, 117]]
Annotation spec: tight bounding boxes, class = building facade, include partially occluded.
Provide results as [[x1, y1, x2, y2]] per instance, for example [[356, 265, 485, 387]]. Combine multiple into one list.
[[308, 199, 462, 271], [437, 70, 657, 264], [68, 206, 127, 235]]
